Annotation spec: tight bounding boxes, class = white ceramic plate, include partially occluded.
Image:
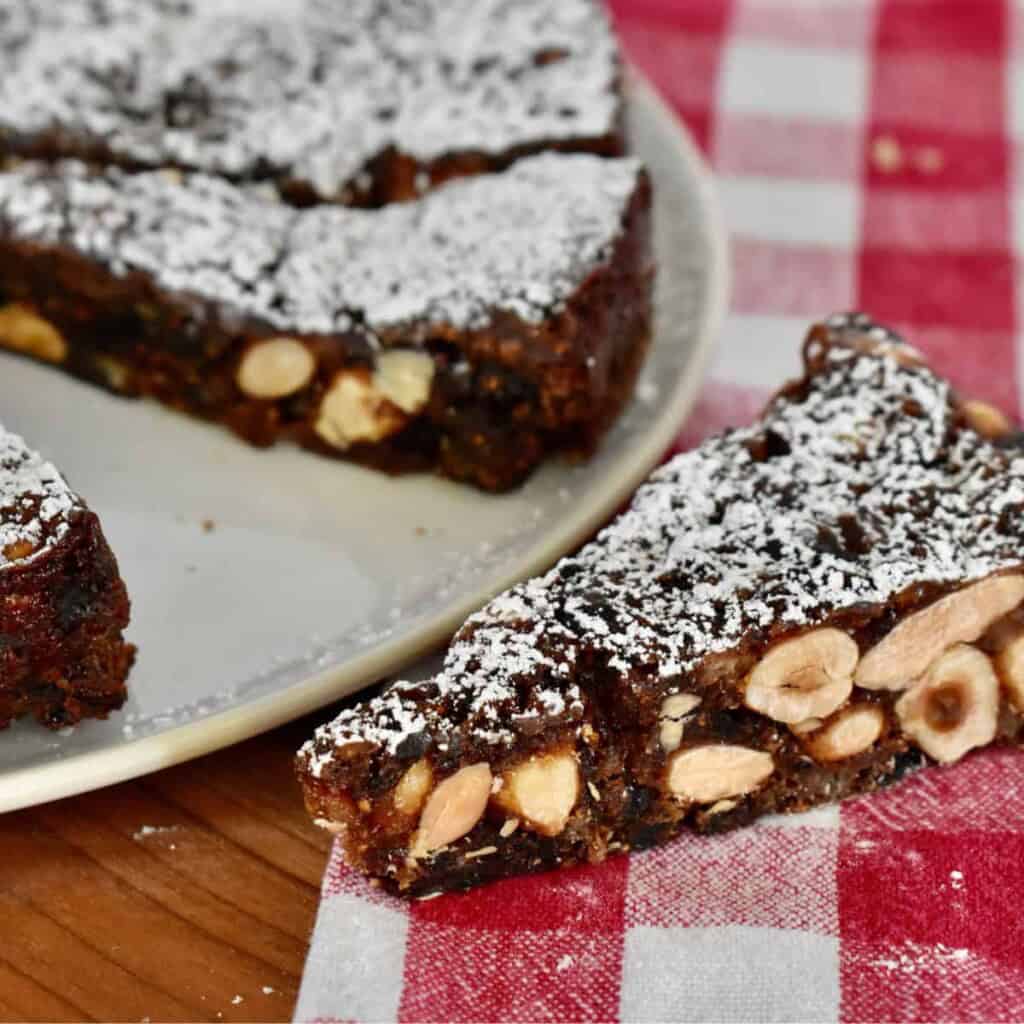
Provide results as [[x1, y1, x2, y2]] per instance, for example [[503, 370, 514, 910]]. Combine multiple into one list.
[[0, 72, 727, 812]]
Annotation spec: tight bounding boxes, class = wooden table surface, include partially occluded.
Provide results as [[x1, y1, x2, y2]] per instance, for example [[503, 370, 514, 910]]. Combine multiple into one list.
[[0, 715, 334, 1023]]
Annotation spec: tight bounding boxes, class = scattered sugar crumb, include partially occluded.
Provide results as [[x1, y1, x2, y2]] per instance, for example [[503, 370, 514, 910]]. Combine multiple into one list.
[[872, 135, 903, 173], [133, 824, 180, 841], [231, 995, 243, 1005], [869, 941, 969, 974], [262, 986, 275, 995], [950, 869, 965, 890], [556, 954, 574, 973]]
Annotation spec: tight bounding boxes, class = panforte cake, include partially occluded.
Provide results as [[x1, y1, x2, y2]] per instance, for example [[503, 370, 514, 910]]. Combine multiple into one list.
[[0, 0, 622, 206], [0, 425, 133, 728], [297, 314, 1024, 895], [0, 0, 650, 489], [0, 155, 652, 491]]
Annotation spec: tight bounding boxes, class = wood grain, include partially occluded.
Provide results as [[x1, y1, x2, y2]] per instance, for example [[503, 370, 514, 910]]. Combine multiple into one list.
[[0, 718, 333, 1023]]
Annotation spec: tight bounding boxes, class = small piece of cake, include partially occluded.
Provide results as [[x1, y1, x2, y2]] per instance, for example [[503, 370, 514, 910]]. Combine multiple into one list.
[[0, 425, 134, 728], [296, 314, 1024, 895], [0, 0, 622, 206], [0, 154, 652, 491]]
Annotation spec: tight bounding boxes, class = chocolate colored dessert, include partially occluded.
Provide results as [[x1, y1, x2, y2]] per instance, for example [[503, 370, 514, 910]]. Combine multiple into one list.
[[0, 154, 652, 491], [0, 0, 622, 206], [0, 425, 134, 728], [296, 314, 1024, 896]]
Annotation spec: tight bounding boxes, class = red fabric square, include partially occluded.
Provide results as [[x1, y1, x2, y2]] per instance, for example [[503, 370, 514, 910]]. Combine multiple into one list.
[[838, 825, 1024, 1021], [862, 190, 1009, 251], [842, 748, 1024, 834], [716, 113, 862, 182], [400, 859, 629, 1022], [410, 857, 629, 933], [870, 52, 1006, 135], [732, 239, 854, 316], [399, 922, 625, 1023], [875, 0, 1006, 55], [857, 247, 1015, 332], [607, 0, 732, 36], [680, 110, 714, 157], [626, 826, 839, 935], [868, 51, 1003, 136]]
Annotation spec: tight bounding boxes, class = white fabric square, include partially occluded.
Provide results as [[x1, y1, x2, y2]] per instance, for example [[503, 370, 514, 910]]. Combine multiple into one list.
[[1012, 194, 1024, 257], [1012, 4, 1024, 138], [294, 893, 409, 1024], [619, 925, 840, 1023], [1008, 63, 1024, 140], [718, 41, 868, 122], [760, 804, 841, 830], [718, 176, 861, 247], [712, 313, 812, 390]]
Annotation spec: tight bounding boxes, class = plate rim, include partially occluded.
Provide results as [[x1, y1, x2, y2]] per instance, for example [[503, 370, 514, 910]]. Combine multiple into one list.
[[0, 69, 730, 813]]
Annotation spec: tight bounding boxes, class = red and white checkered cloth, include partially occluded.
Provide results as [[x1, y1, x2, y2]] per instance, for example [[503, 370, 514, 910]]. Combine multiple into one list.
[[296, 2, 1024, 1020]]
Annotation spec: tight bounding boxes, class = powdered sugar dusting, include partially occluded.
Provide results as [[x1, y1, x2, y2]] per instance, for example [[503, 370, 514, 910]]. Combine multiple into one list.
[[0, 423, 79, 567], [300, 320, 1024, 773], [0, 0, 619, 200], [869, 940, 971, 974], [0, 154, 642, 336]]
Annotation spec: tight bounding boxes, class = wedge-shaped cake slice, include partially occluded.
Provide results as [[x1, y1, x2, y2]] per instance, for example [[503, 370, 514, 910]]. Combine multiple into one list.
[[0, 153, 651, 491], [297, 314, 1024, 895], [0, 0, 622, 206], [0, 425, 134, 728]]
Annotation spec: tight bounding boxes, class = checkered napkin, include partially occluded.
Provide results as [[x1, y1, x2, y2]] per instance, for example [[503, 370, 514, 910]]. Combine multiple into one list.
[[296, 2, 1024, 1020]]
